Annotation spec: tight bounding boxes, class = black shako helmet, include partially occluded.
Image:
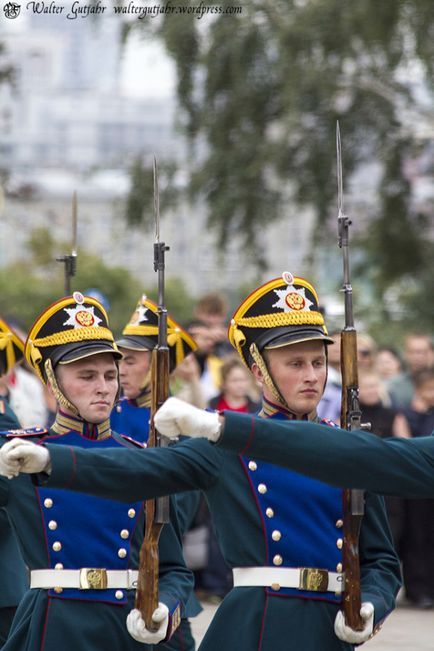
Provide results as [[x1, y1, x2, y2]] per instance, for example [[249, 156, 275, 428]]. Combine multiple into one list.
[[25, 292, 121, 416], [228, 272, 333, 408]]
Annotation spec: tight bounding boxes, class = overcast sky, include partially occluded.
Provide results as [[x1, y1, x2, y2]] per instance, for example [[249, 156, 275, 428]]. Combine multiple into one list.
[[119, 35, 176, 100]]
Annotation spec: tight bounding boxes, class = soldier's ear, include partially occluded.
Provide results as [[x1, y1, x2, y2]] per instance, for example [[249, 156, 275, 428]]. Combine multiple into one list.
[[251, 362, 264, 386]]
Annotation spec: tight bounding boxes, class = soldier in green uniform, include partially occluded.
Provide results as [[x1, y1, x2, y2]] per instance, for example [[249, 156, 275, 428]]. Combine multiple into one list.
[[0, 293, 193, 651], [110, 294, 201, 651], [0, 318, 28, 646], [2, 274, 401, 651]]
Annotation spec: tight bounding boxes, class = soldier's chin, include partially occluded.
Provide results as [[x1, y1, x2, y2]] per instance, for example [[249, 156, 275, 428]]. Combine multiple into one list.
[[86, 406, 112, 423], [292, 398, 317, 416]]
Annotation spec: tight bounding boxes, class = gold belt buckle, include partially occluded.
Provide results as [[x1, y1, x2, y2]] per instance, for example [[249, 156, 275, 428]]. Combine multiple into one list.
[[299, 568, 329, 592], [79, 568, 108, 590]]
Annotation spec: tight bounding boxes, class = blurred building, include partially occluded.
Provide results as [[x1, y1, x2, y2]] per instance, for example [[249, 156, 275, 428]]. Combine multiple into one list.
[[0, 13, 327, 298], [0, 14, 182, 169]]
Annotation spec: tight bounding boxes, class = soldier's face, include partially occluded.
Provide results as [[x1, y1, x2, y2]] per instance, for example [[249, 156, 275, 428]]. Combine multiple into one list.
[[252, 340, 327, 418], [56, 353, 118, 423], [118, 349, 151, 399]]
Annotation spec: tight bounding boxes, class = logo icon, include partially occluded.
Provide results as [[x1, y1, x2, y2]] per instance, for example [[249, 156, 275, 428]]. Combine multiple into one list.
[[3, 2, 20, 18]]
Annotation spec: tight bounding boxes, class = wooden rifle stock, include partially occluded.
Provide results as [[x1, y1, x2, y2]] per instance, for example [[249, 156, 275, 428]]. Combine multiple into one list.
[[135, 344, 170, 630], [341, 329, 364, 631]]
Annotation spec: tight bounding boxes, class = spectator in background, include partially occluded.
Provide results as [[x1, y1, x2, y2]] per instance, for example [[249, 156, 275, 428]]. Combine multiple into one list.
[[356, 333, 378, 370], [209, 356, 260, 413], [187, 320, 223, 403], [2, 318, 50, 428], [317, 331, 341, 423], [388, 333, 434, 409], [358, 369, 411, 551], [375, 346, 403, 382], [400, 368, 434, 609], [170, 354, 207, 409], [5, 363, 49, 428], [193, 292, 232, 357]]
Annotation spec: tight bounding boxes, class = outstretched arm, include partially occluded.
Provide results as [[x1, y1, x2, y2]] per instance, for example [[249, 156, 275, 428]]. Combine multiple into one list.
[[0, 435, 221, 502], [3, 397, 434, 499], [219, 411, 434, 499]]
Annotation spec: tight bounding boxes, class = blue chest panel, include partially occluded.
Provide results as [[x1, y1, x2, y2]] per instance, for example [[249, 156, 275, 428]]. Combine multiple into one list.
[[37, 431, 143, 604], [110, 400, 150, 445], [241, 413, 343, 603]]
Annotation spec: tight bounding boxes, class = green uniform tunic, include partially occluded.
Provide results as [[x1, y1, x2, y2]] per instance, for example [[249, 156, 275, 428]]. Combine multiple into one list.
[[0, 398, 28, 647], [0, 420, 193, 651], [41, 419, 400, 651]]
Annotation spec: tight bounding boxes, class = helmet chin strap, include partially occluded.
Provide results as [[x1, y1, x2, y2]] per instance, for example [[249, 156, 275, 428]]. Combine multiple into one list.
[[250, 343, 290, 410], [139, 368, 152, 393], [45, 359, 79, 417]]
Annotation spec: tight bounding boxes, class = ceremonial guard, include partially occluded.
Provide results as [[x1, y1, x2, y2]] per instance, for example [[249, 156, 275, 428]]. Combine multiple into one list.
[[111, 294, 201, 651], [0, 319, 28, 646], [9, 276, 401, 650], [0, 293, 192, 651], [111, 294, 197, 447]]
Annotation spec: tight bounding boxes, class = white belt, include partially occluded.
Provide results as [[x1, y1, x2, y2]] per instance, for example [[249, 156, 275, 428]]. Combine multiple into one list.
[[30, 569, 138, 590], [232, 567, 344, 594]]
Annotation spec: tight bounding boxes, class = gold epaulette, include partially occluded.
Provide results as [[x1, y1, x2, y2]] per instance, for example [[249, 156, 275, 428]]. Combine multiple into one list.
[[0, 427, 48, 438]]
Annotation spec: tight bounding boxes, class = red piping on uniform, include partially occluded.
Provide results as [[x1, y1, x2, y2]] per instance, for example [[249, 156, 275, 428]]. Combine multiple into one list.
[[257, 591, 269, 651], [33, 485, 50, 566], [39, 595, 51, 651], [238, 455, 269, 563], [65, 447, 78, 488], [240, 415, 256, 455]]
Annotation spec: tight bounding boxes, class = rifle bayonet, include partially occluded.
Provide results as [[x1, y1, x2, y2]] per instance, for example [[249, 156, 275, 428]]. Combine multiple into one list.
[[57, 191, 78, 295]]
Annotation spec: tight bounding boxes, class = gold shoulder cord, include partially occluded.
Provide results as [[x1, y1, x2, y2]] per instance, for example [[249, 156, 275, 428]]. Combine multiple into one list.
[[249, 343, 289, 409], [45, 359, 79, 417]]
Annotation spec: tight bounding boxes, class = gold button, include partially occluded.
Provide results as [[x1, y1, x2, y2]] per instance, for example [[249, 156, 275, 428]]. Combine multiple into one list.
[[116, 405, 121, 413], [258, 483, 267, 494], [48, 520, 57, 530], [118, 548, 127, 559], [248, 461, 257, 471], [44, 498, 53, 508], [54, 587, 63, 593], [336, 538, 343, 549], [266, 508, 274, 518], [52, 541, 62, 552], [55, 563, 64, 570], [271, 583, 280, 591], [273, 554, 283, 566], [115, 590, 124, 600], [272, 530, 282, 542], [120, 529, 129, 539], [336, 519, 343, 528], [336, 563, 343, 572], [128, 509, 136, 518], [143, 443, 147, 448]]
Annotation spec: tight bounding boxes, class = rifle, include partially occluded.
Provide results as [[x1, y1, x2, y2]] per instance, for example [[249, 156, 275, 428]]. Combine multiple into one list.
[[135, 157, 171, 631], [57, 191, 78, 295], [336, 122, 366, 631]]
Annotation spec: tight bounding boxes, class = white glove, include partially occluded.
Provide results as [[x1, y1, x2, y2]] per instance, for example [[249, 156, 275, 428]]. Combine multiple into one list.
[[0, 442, 21, 479], [0, 438, 51, 474], [334, 602, 374, 644], [126, 604, 169, 644], [154, 397, 222, 442]]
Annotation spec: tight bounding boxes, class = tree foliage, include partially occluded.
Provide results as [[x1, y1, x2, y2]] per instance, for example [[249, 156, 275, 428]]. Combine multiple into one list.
[[0, 228, 195, 335], [124, 157, 180, 229], [126, 0, 434, 329]]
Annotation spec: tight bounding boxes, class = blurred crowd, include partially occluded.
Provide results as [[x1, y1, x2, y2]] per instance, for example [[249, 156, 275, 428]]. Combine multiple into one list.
[[2, 292, 434, 608]]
